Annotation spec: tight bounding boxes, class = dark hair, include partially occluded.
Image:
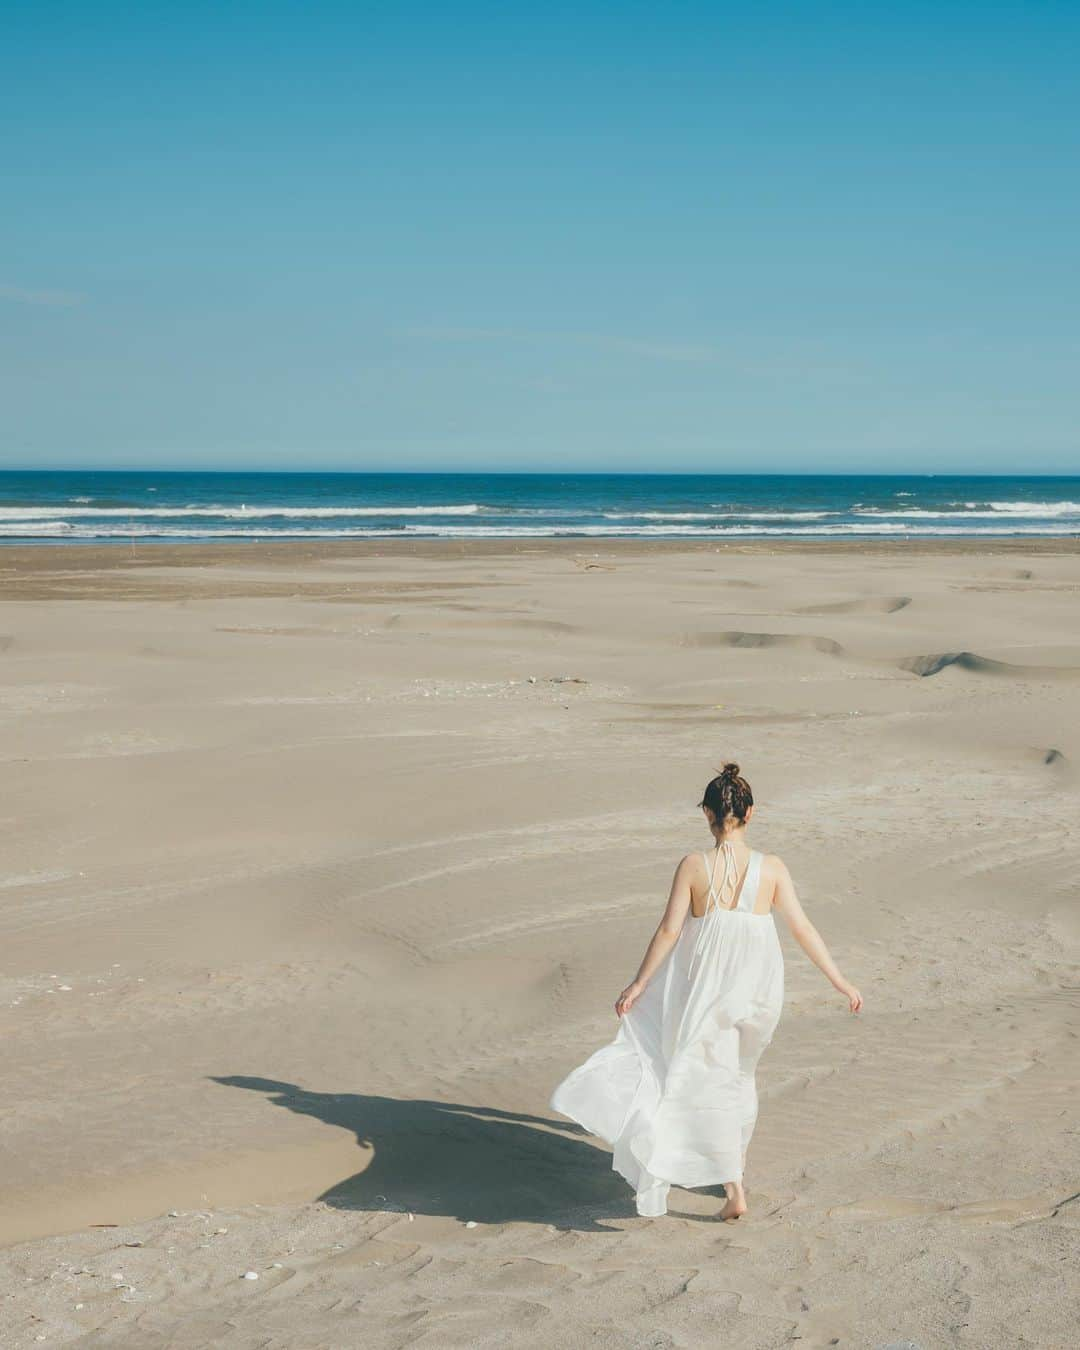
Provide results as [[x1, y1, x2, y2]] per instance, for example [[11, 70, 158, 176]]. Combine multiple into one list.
[[699, 762, 753, 826]]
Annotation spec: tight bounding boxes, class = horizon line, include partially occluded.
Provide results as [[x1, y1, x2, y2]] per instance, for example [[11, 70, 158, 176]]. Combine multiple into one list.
[[2, 467, 1079, 479]]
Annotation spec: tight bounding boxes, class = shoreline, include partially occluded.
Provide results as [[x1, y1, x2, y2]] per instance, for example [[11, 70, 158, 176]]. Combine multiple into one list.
[[1, 531, 1078, 570]]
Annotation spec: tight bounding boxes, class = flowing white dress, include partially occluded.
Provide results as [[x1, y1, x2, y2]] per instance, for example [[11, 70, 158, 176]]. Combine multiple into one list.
[[550, 842, 784, 1217]]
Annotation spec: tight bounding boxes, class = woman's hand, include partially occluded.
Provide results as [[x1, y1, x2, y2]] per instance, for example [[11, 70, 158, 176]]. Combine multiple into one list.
[[615, 981, 644, 1017], [838, 981, 863, 1013]]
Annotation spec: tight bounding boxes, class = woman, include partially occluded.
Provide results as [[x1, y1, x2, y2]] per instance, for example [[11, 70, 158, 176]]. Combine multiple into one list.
[[550, 763, 862, 1221]]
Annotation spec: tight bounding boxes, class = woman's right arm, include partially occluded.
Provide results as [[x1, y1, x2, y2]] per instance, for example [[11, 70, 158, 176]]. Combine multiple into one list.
[[615, 854, 695, 1017], [771, 856, 863, 1013]]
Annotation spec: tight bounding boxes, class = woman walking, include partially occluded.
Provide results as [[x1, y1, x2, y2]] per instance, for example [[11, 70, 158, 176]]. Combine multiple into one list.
[[550, 763, 862, 1220]]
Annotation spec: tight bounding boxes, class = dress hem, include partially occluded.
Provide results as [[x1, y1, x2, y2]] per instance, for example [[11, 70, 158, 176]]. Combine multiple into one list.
[[550, 1097, 745, 1196]]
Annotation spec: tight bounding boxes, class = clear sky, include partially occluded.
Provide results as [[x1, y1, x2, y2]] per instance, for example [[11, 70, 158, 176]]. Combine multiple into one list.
[[2, 1, 1078, 473]]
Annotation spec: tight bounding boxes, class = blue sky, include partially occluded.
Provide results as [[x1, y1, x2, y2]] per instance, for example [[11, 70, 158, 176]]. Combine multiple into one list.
[[2, 1, 1078, 473]]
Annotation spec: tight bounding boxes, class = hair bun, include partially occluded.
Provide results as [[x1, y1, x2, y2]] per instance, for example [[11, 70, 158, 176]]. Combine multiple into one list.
[[700, 762, 753, 823]]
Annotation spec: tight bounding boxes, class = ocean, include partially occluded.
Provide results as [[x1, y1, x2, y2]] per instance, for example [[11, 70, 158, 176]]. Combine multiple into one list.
[[1, 471, 1079, 542]]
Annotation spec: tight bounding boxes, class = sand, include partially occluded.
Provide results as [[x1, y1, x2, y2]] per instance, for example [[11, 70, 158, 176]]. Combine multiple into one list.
[[1, 538, 1077, 1349]]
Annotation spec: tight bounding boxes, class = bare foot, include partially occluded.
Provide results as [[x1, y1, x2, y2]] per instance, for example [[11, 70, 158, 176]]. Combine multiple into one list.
[[720, 1182, 747, 1220]]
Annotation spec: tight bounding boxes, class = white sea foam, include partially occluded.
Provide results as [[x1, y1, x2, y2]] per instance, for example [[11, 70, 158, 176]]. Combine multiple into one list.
[[855, 509, 1080, 520], [985, 500, 1080, 515], [3, 520, 1078, 540], [399, 522, 1075, 537], [0, 503, 483, 520], [0, 521, 73, 535], [4, 501, 1074, 530], [603, 510, 833, 521], [855, 501, 1080, 518]]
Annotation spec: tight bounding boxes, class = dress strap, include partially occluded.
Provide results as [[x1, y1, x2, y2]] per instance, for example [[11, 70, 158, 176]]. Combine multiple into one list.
[[702, 848, 722, 909], [735, 850, 763, 912], [715, 839, 738, 908], [689, 843, 732, 982]]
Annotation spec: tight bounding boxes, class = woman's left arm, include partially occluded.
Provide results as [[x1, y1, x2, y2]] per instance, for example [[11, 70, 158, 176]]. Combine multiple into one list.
[[615, 856, 695, 1016]]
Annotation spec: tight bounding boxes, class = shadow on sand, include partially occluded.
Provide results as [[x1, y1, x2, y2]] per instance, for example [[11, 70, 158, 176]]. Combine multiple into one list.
[[211, 1076, 646, 1232]]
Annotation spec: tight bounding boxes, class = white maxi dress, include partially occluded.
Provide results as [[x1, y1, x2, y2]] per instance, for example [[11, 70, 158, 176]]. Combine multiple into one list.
[[550, 842, 784, 1217]]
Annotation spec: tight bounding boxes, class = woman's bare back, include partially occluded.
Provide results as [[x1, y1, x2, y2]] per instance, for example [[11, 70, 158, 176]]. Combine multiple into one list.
[[688, 844, 779, 917]]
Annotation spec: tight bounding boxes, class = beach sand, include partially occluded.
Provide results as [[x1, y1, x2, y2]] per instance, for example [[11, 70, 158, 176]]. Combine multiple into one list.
[[1, 539, 1078, 1348]]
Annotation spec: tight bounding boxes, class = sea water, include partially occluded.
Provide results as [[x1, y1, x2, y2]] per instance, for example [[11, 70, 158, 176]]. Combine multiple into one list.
[[1, 471, 1078, 542]]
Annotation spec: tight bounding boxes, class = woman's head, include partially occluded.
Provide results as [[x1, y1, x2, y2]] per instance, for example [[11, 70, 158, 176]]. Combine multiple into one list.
[[700, 762, 754, 833]]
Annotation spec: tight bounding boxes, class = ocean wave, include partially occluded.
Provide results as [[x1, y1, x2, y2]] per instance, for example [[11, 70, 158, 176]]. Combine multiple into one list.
[[4, 500, 1074, 526], [603, 510, 834, 521], [3, 520, 1078, 541], [984, 500, 1080, 514], [855, 509, 1080, 520], [855, 501, 1080, 518], [0, 503, 483, 520], [0, 521, 74, 535]]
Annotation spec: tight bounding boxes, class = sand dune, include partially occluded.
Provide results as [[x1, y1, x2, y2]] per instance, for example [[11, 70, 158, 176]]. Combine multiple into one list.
[[1, 539, 1078, 1348], [900, 650, 1080, 678], [795, 595, 912, 615], [682, 629, 846, 654]]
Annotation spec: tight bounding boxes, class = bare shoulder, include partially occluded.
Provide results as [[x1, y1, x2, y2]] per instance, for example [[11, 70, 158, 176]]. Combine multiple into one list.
[[676, 850, 706, 877], [758, 852, 792, 898]]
